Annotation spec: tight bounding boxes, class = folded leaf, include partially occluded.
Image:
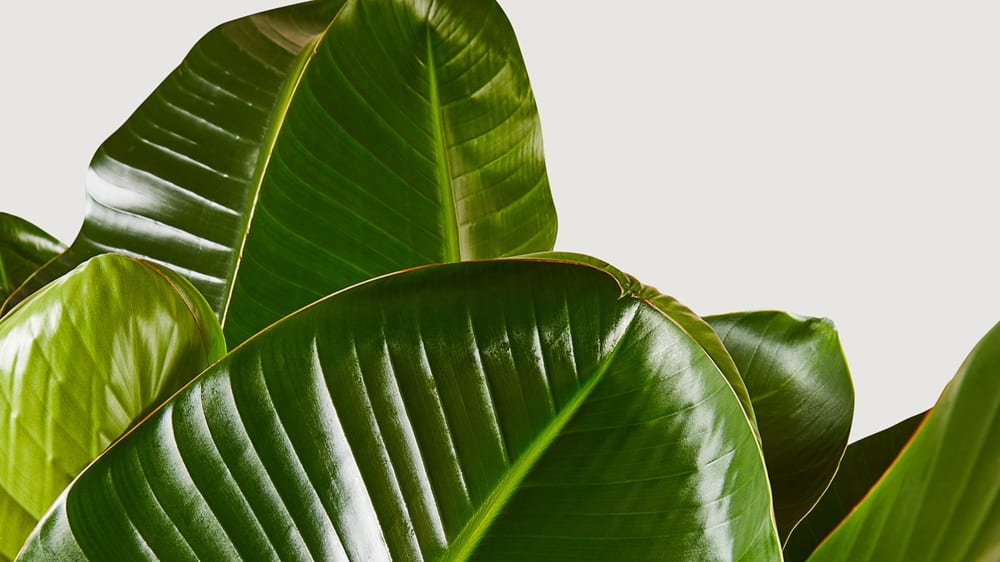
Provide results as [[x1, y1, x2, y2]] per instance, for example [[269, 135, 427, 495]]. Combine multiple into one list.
[[21, 259, 780, 561], [0, 254, 225, 560], [706, 311, 853, 542], [0, 214, 64, 307], [3, 0, 557, 345], [784, 411, 925, 561], [807, 321, 1000, 561]]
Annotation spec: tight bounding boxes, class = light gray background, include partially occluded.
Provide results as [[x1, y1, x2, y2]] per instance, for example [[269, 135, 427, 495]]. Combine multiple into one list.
[[3, 1, 998, 440]]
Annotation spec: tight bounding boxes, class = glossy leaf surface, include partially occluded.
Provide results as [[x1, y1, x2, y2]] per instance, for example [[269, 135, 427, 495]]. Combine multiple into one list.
[[807, 321, 1000, 562], [22, 260, 780, 561], [784, 412, 925, 561], [5, 0, 556, 345], [521, 251, 760, 435], [0, 255, 225, 560], [706, 311, 853, 542], [0, 214, 63, 307]]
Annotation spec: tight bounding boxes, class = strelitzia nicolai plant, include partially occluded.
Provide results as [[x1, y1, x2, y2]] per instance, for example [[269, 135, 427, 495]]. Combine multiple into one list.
[[1, 0, 997, 560]]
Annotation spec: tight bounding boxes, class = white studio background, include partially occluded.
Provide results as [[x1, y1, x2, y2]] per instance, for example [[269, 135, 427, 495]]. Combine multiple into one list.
[[3, 1, 999, 441]]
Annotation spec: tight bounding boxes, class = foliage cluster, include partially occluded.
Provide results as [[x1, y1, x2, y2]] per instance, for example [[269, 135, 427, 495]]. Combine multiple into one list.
[[1, 1, 997, 560]]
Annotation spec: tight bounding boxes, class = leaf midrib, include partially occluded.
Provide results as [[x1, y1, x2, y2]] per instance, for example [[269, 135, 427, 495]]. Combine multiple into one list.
[[440, 308, 638, 561], [425, 24, 462, 262]]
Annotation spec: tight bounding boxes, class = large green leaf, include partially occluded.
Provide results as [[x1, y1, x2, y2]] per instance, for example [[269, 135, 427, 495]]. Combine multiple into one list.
[[784, 411, 925, 561], [806, 321, 1000, 561], [0, 254, 225, 560], [21, 259, 780, 561], [4, 0, 556, 345], [0, 214, 64, 306], [706, 311, 853, 543]]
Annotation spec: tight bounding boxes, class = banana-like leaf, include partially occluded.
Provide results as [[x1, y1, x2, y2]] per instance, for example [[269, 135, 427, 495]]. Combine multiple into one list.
[[783, 412, 925, 561], [0, 254, 225, 560], [0, 214, 64, 307], [706, 312, 853, 543], [806, 322, 1000, 561], [4, 0, 557, 345], [21, 259, 781, 561]]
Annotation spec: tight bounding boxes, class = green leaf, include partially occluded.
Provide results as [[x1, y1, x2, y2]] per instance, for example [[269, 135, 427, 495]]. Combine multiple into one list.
[[0, 214, 64, 307], [0, 254, 225, 560], [706, 311, 853, 543], [783, 412, 925, 561], [21, 259, 780, 561], [806, 321, 1000, 562], [4, 0, 557, 345], [520, 251, 761, 438]]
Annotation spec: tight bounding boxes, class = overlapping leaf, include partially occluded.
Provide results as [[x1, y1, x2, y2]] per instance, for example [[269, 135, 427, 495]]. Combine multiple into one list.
[[807, 322, 1000, 561], [4, 0, 557, 345], [0, 214, 63, 306], [0, 255, 225, 560], [21, 259, 779, 561], [784, 412, 925, 561], [706, 311, 853, 542]]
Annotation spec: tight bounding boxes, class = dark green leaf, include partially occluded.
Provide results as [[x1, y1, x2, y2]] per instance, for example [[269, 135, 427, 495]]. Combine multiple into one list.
[[0, 254, 225, 560], [706, 311, 853, 542], [4, 0, 557, 345], [0, 214, 64, 307], [521, 251, 760, 437], [21, 259, 780, 561], [783, 412, 925, 561], [806, 321, 1000, 561]]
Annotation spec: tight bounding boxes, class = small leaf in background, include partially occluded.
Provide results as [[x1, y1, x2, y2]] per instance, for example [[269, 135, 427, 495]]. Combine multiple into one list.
[[5, 0, 557, 347], [706, 311, 854, 542], [783, 411, 925, 561], [0, 254, 225, 560], [21, 259, 780, 561], [806, 321, 1000, 562], [0, 213, 64, 307]]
